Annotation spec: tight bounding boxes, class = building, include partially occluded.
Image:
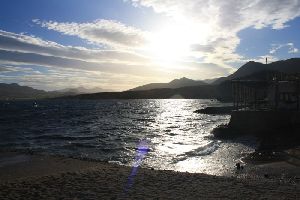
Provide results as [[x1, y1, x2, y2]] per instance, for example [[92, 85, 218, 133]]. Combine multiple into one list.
[[215, 72, 300, 136], [231, 72, 300, 111]]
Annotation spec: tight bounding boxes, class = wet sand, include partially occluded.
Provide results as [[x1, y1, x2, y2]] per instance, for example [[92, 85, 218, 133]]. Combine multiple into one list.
[[0, 151, 299, 199]]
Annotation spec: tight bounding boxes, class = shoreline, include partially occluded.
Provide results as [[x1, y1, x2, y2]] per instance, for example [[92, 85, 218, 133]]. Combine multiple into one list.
[[0, 151, 299, 199]]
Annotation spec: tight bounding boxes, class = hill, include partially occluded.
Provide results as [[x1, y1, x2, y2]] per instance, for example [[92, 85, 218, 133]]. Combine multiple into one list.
[[213, 58, 300, 101], [65, 85, 218, 100], [0, 83, 50, 100], [2, 58, 299, 101], [0, 83, 114, 100], [129, 77, 207, 91], [213, 58, 300, 84], [55, 87, 113, 95]]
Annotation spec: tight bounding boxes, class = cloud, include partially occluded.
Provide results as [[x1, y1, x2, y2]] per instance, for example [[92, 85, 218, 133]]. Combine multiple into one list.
[[2, 1, 300, 90], [190, 44, 215, 53], [132, 0, 300, 30], [0, 30, 163, 77], [31, 2, 300, 68], [270, 43, 299, 54], [287, 43, 299, 53], [0, 29, 235, 90], [0, 49, 158, 76], [0, 66, 10, 72], [131, 0, 300, 63], [244, 55, 279, 64], [0, 30, 149, 64], [33, 19, 148, 49], [0, 65, 41, 74], [0, 64, 154, 91]]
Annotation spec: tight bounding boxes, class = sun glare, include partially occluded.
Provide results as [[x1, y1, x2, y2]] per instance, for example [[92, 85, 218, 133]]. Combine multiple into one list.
[[145, 20, 210, 65]]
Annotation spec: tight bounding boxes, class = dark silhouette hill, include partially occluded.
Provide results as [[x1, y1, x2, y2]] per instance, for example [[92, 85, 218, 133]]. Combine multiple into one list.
[[228, 61, 265, 79], [64, 85, 218, 100], [231, 58, 300, 78], [0, 83, 115, 100], [2, 58, 299, 101], [0, 83, 49, 99], [214, 58, 300, 101], [129, 77, 207, 91], [202, 77, 222, 84], [267, 58, 300, 74], [55, 87, 113, 94], [61, 58, 300, 101], [213, 58, 300, 84]]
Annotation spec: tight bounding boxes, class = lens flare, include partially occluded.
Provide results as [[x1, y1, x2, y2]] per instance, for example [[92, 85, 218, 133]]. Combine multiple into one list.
[[124, 139, 150, 194]]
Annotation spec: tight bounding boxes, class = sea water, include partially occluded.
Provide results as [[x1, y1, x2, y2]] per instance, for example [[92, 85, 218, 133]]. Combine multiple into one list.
[[0, 99, 256, 176]]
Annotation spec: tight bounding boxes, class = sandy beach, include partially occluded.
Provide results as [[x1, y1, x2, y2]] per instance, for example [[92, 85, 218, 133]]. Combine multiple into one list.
[[0, 151, 299, 200]]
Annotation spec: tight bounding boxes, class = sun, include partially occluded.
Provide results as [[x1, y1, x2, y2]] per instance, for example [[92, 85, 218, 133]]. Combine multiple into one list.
[[145, 20, 210, 65], [148, 27, 190, 61]]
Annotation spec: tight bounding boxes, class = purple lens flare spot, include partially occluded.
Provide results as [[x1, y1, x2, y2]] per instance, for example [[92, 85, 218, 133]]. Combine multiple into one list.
[[124, 139, 150, 194]]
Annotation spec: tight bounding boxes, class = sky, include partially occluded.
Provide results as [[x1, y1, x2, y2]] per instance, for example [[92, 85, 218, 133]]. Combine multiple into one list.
[[0, 0, 300, 91]]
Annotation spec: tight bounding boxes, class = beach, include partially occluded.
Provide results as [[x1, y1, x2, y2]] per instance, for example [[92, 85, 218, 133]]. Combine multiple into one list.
[[0, 151, 299, 200]]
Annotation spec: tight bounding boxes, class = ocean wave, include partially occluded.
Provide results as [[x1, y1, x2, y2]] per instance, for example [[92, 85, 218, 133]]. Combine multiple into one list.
[[30, 134, 98, 141], [1, 99, 234, 174], [133, 118, 156, 122], [172, 142, 220, 163]]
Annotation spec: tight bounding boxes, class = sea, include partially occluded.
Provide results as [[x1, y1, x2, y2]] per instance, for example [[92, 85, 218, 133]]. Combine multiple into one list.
[[0, 99, 257, 176]]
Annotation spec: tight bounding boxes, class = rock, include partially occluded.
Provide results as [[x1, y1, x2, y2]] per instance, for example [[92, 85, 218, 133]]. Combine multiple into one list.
[[236, 163, 241, 170], [264, 174, 269, 178]]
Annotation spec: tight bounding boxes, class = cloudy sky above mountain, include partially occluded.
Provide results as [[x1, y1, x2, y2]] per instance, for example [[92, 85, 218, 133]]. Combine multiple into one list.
[[0, 0, 300, 91]]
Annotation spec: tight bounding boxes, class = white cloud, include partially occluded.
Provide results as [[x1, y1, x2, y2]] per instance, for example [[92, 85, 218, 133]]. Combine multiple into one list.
[[245, 55, 279, 64], [0, 64, 154, 91], [33, 19, 148, 49], [270, 43, 299, 54], [0, 29, 234, 90], [0, 30, 149, 64], [287, 43, 299, 53], [0, 65, 41, 74], [4, 0, 300, 91], [132, 0, 300, 30], [130, 0, 300, 63]]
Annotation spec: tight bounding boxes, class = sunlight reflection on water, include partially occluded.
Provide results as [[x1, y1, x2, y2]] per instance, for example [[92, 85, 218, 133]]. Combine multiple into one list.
[[0, 99, 256, 176], [130, 99, 255, 176]]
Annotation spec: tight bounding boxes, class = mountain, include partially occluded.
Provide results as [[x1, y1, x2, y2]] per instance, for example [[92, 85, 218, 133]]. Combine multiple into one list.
[[239, 58, 300, 78], [130, 77, 207, 91], [3, 58, 299, 101], [213, 58, 300, 84], [0, 83, 114, 100], [202, 77, 222, 84], [65, 85, 218, 100], [64, 58, 300, 101], [212, 58, 300, 101], [0, 83, 49, 100], [131, 58, 300, 91], [266, 58, 300, 74], [228, 61, 266, 79], [55, 87, 113, 95], [211, 77, 228, 85]]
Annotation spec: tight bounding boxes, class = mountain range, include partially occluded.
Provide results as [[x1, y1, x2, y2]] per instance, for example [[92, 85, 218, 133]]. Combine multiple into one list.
[[0, 84, 112, 100], [69, 58, 300, 100], [129, 77, 207, 91], [0, 83, 49, 100], [131, 58, 300, 90], [219, 58, 300, 82], [55, 87, 113, 94], [1, 58, 300, 100]]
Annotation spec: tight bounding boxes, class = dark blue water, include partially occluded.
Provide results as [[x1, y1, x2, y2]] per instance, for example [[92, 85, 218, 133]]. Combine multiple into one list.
[[0, 99, 255, 175]]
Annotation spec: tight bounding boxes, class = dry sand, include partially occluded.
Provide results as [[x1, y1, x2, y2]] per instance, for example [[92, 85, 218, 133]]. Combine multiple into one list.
[[0, 152, 299, 200]]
